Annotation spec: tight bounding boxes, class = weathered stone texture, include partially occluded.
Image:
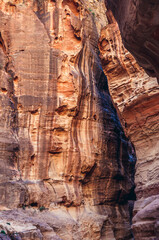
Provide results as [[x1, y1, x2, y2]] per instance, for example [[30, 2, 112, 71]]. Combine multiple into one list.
[[105, 0, 159, 83], [0, 0, 136, 239], [99, 9, 159, 240]]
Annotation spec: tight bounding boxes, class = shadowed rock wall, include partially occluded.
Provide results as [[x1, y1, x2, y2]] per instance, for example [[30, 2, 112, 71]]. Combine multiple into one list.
[[0, 0, 136, 239], [99, 9, 159, 240], [105, 0, 159, 83]]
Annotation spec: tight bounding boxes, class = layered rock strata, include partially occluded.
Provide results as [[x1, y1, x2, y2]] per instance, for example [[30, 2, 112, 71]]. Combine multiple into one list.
[[99, 10, 159, 240], [0, 0, 136, 239], [105, 0, 159, 83]]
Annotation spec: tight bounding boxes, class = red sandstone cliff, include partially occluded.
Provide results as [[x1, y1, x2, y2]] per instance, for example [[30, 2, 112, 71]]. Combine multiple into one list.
[[105, 0, 159, 83], [0, 0, 136, 239], [99, 9, 159, 240]]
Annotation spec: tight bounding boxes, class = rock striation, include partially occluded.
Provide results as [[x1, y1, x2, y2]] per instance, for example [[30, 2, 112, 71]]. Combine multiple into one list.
[[99, 9, 159, 240], [0, 0, 136, 239], [105, 0, 159, 83]]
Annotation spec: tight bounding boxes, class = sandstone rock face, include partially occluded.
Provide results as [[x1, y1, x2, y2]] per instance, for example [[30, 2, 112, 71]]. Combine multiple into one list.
[[105, 0, 159, 83], [99, 10, 159, 240], [0, 0, 136, 239]]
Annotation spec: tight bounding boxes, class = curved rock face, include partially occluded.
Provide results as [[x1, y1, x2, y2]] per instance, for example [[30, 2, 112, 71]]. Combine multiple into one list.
[[99, 10, 159, 240], [105, 0, 159, 83], [0, 0, 136, 239]]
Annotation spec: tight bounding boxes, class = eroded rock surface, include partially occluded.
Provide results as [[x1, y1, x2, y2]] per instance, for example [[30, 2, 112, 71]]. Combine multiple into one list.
[[105, 0, 159, 83], [0, 0, 136, 239], [99, 10, 159, 240]]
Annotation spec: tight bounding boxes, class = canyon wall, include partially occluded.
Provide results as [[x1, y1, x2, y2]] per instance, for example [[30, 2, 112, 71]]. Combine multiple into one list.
[[0, 0, 136, 239], [99, 9, 159, 240], [105, 0, 159, 83]]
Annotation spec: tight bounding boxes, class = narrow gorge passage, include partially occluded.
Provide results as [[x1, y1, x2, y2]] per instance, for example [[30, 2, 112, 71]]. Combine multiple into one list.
[[100, 2, 159, 239]]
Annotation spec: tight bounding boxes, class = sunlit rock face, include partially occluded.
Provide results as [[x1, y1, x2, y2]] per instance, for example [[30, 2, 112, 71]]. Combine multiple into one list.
[[0, 0, 136, 239], [105, 0, 159, 83], [99, 10, 159, 240]]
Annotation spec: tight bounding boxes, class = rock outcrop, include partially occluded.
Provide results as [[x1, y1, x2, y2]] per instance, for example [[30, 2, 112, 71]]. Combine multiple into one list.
[[99, 9, 159, 240], [0, 0, 136, 239], [105, 0, 159, 83]]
